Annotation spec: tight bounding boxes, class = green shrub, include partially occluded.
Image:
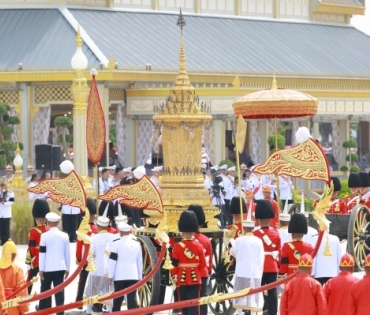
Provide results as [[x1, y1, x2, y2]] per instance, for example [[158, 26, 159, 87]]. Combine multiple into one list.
[[338, 180, 351, 199], [340, 165, 348, 172], [342, 139, 357, 149], [218, 159, 235, 168], [350, 165, 360, 173], [267, 135, 285, 151], [12, 202, 33, 244], [346, 154, 358, 162], [292, 189, 314, 212]]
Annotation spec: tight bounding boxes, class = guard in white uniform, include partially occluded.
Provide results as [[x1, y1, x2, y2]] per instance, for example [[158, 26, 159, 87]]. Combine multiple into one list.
[[231, 212, 264, 315], [38, 212, 70, 315], [277, 201, 292, 248], [311, 230, 341, 286], [220, 164, 233, 223], [299, 194, 318, 246], [150, 166, 161, 190], [279, 175, 294, 205], [61, 204, 80, 243], [0, 183, 14, 245], [108, 222, 142, 311], [25, 165, 35, 184], [84, 210, 115, 314]]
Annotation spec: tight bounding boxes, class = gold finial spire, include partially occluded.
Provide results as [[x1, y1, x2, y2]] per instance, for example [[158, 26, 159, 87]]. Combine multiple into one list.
[[271, 72, 277, 89], [16, 142, 20, 153], [76, 25, 83, 47]]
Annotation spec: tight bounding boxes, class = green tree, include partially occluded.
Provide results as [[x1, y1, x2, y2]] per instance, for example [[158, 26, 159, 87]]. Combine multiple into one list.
[[267, 134, 286, 153], [0, 102, 21, 168], [54, 116, 73, 161], [343, 139, 357, 165]]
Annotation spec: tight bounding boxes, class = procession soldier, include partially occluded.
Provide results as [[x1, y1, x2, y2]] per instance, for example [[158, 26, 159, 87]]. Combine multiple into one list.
[[85, 204, 115, 314], [171, 211, 207, 315], [231, 212, 264, 315], [277, 202, 291, 248], [349, 253, 370, 315], [75, 198, 98, 305], [311, 229, 342, 286], [359, 172, 370, 208], [324, 253, 358, 315], [2, 164, 13, 184], [0, 239, 29, 315], [25, 199, 50, 294], [280, 254, 327, 315], [150, 166, 161, 190], [188, 204, 213, 315], [328, 177, 347, 214], [279, 213, 313, 276], [108, 222, 142, 312], [262, 185, 280, 229], [98, 202, 118, 234], [253, 200, 281, 315], [228, 196, 247, 238], [345, 173, 362, 213], [38, 212, 70, 315]]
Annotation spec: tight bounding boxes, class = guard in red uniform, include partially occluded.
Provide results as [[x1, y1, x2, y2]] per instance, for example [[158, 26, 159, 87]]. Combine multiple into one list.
[[25, 199, 50, 294], [262, 185, 280, 229], [188, 205, 213, 315], [279, 213, 313, 276], [345, 173, 362, 213], [280, 254, 327, 315], [75, 197, 98, 304], [348, 254, 370, 315], [349, 253, 370, 315], [227, 196, 247, 239], [171, 211, 207, 315], [253, 199, 281, 315], [359, 172, 370, 208], [328, 177, 347, 214], [325, 253, 358, 315]]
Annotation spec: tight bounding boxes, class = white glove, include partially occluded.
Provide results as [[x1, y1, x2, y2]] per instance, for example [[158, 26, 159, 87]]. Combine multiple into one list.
[[206, 277, 210, 286], [26, 264, 31, 271]]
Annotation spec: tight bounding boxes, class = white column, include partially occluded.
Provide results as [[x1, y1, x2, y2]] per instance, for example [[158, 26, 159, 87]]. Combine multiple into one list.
[[213, 119, 225, 165]]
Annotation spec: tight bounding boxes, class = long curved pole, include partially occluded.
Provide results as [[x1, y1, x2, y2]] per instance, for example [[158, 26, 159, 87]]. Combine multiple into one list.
[[27, 243, 167, 315], [6, 277, 37, 300], [96, 230, 326, 315], [18, 244, 90, 305]]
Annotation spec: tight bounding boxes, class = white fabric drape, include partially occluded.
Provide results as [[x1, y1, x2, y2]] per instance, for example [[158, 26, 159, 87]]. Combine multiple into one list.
[[249, 120, 260, 164], [292, 121, 300, 146], [331, 120, 341, 164], [269, 119, 275, 136], [203, 123, 214, 165], [116, 104, 127, 168], [136, 120, 152, 166], [7, 108, 19, 142], [33, 107, 51, 145]]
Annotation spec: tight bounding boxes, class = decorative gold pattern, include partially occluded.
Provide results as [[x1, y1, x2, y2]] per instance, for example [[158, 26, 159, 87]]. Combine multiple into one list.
[[28, 171, 86, 211], [0, 91, 18, 105], [199, 287, 251, 305], [253, 138, 330, 183], [99, 175, 163, 213], [312, 182, 334, 232], [87, 75, 106, 164], [2, 292, 35, 309], [109, 88, 125, 102], [34, 86, 71, 104]]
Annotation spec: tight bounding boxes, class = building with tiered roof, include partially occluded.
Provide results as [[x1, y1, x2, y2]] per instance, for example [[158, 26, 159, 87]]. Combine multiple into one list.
[[0, 0, 369, 180]]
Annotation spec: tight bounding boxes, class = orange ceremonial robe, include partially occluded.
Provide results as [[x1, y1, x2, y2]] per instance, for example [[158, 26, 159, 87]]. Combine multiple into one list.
[[0, 264, 29, 315], [349, 274, 370, 315], [280, 274, 327, 315], [0, 275, 5, 311], [324, 271, 358, 315]]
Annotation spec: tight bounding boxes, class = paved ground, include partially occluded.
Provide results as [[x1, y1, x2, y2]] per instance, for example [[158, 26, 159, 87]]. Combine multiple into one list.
[[10, 243, 366, 315]]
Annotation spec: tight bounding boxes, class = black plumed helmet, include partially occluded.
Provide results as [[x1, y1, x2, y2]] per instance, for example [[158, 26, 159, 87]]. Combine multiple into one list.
[[348, 173, 361, 188], [254, 199, 275, 219], [331, 177, 341, 192], [359, 172, 370, 188], [187, 204, 205, 227], [229, 196, 247, 215], [32, 199, 50, 218], [86, 197, 97, 215], [288, 213, 308, 234], [178, 210, 198, 233]]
